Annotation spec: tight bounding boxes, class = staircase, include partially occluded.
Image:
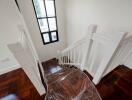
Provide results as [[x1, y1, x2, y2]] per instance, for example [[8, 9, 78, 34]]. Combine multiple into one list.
[[58, 25, 127, 85], [58, 34, 93, 69], [58, 25, 97, 69]]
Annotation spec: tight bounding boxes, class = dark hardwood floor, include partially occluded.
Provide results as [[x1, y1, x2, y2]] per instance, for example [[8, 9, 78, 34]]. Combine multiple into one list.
[[42, 58, 101, 99], [42, 59, 132, 100], [96, 65, 132, 100], [0, 68, 44, 100], [0, 58, 131, 100]]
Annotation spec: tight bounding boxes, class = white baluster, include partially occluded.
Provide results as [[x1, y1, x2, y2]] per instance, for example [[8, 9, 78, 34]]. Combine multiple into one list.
[[62, 53, 64, 63], [68, 51, 70, 63], [65, 52, 67, 63], [73, 48, 76, 63], [89, 42, 98, 73], [81, 33, 94, 70], [77, 46, 81, 65], [63, 53, 66, 63], [63, 53, 65, 63], [70, 49, 73, 63]]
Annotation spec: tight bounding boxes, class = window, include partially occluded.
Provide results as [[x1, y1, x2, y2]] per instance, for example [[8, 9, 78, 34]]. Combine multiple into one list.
[[32, 0, 59, 45]]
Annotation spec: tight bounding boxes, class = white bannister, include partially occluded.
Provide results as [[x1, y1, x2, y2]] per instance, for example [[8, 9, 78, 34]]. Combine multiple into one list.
[[92, 32, 127, 84], [58, 24, 127, 84], [18, 24, 48, 89], [58, 24, 97, 69], [11, 10, 46, 95], [18, 12, 47, 84], [59, 34, 91, 68]]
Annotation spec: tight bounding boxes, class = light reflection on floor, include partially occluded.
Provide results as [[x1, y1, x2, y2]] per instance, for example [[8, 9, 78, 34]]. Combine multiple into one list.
[[0, 94, 19, 100], [50, 66, 62, 74]]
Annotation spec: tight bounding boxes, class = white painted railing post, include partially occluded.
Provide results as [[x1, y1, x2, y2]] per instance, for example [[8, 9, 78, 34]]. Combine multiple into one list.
[[80, 24, 97, 70], [88, 24, 97, 33], [58, 24, 97, 70], [81, 33, 93, 70], [89, 42, 98, 73]]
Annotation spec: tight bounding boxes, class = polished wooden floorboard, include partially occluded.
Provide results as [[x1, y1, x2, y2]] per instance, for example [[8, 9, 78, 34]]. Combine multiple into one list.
[[96, 65, 132, 100], [0, 58, 131, 100], [0, 68, 44, 100], [42, 59, 101, 100], [42, 59, 132, 100]]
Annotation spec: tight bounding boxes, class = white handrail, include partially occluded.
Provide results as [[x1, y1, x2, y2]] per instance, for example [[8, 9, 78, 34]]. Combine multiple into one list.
[[58, 25, 97, 69], [58, 33, 94, 70], [17, 12, 47, 92], [58, 29, 127, 85]]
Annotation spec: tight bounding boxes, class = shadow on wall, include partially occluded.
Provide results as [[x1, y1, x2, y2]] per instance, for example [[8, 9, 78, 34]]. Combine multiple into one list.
[[105, 35, 132, 75]]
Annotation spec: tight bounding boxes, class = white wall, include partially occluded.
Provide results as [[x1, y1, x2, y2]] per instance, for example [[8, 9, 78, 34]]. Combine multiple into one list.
[[65, 0, 132, 44], [0, 0, 21, 72], [17, 0, 67, 61], [65, 0, 132, 72], [16, 0, 132, 74], [125, 55, 132, 68], [121, 36, 132, 69]]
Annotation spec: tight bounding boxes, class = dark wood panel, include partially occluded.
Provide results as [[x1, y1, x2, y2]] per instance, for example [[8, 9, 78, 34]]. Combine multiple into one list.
[[115, 70, 132, 99], [0, 68, 44, 100], [96, 65, 131, 100]]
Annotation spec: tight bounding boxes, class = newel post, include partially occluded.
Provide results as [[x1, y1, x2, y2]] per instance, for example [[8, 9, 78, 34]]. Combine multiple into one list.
[[81, 24, 97, 70]]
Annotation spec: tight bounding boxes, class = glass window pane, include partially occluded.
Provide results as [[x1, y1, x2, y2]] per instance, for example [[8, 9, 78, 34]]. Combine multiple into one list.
[[45, 0, 55, 17], [48, 18, 56, 31], [43, 33, 50, 43], [33, 0, 46, 17], [51, 32, 57, 41], [38, 19, 49, 32]]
